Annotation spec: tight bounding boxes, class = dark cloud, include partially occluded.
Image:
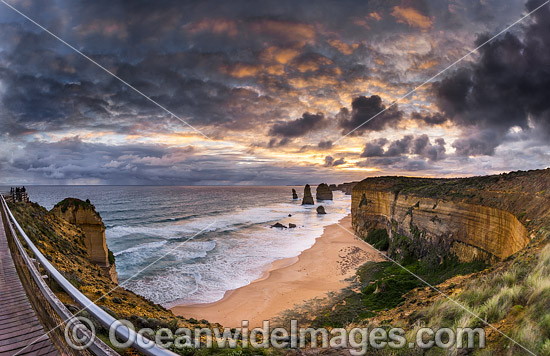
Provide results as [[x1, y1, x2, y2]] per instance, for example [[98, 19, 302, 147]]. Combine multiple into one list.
[[434, 0, 550, 156], [339, 95, 403, 134], [268, 137, 291, 148], [269, 112, 326, 137], [324, 155, 346, 167], [361, 138, 388, 157], [411, 111, 448, 126], [403, 159, 429, 171], [360, 134, 445, 161], [385, 135, 413, 156], [317, 140, 333, 149], [451, 130, 501, 156], [412, 135, 446, 161]]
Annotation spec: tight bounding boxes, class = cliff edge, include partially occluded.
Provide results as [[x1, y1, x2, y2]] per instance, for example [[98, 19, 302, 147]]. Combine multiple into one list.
[[352, 169, 550, 264], [51, 198, 118, 283]]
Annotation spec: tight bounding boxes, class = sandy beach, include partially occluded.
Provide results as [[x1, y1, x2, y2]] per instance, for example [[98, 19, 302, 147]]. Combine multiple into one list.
[[171, 215, 383, 327]]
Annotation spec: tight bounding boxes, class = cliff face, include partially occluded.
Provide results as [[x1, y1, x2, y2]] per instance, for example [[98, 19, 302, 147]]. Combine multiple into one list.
[[350, 172, 548, 263], [336, 182, 358, 195], [51, 198, 117, 283]]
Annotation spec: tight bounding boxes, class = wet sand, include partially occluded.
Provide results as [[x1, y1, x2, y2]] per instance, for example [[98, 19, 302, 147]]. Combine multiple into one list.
[[171, 215, 383, 327]]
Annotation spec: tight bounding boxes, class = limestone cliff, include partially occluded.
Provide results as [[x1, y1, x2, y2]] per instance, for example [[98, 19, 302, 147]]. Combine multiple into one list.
[[336, 181, 358, 195], [350, 170, 550, 263], [51, 198, 117, 283]]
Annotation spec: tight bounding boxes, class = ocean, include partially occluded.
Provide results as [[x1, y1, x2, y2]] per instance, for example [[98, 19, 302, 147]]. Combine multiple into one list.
[[7, 186, 350, 307]]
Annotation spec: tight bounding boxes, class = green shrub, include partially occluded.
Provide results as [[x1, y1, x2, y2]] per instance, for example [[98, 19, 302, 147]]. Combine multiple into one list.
[[365, 229, 390, 250]]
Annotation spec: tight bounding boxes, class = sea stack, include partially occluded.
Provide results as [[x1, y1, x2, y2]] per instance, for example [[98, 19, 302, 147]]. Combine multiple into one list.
[[316, 183, 333, 201], [302, 184, 314, 205], [317, 206, 326, 214], [292, 188, 298, 200], [51, 198, 118, 283]]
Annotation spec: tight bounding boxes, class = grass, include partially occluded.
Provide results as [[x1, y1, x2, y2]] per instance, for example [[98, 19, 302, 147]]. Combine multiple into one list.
[[405, 243, 550, 355], [53, 197, 99, 216], [294, 256, 488, 330]]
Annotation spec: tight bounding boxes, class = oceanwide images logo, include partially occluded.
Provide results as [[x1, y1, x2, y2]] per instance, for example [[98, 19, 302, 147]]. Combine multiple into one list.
[[65, 318, 486, 354]]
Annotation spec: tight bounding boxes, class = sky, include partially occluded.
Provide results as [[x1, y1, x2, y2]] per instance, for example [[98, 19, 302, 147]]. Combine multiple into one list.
[[0, 0, 549, 185]]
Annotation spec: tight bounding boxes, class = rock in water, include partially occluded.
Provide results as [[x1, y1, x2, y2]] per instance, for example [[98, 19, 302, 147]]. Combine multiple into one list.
[[302, 184, 314, 205], [292, 188, 298, 199], [317, 206, 327, 214], [271, 222, 287, 228], [316, 183, 333, 201], [288, 223, 297, 228]]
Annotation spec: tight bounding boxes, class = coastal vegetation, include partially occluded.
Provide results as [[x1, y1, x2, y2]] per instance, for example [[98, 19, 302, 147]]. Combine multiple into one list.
[[276, 256, 486, 330]]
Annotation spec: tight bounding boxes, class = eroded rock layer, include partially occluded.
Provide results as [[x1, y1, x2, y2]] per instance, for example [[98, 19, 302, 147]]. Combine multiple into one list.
[[302, 184, 314, 205], [352, 181, 529, 263], [316, 183, 333, 201], [51, 198, 118, 283]]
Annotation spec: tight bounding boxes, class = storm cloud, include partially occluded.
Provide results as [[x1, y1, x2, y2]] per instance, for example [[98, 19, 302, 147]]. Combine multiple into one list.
[[339, 95, 403, 134], [434, 0, 550, 156], [0, 0, 547, 184], [269, 112, 326, 137], [361, 134, 446, 161]]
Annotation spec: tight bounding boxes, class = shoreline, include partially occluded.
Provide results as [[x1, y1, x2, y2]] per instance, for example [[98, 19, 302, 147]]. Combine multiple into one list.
[[170, 214, 383, 327]]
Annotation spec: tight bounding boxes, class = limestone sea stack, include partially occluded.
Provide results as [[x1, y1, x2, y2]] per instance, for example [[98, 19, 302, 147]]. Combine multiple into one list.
[[316, 183, 333, 201], [317, 206, 326, 214], [292, 188, 298, 200], [51, 198, 118, 283], [302, 184, 314, 205]]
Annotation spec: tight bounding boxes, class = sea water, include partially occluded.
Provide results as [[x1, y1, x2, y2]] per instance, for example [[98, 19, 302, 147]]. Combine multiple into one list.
[[11, 186, 350, 307]]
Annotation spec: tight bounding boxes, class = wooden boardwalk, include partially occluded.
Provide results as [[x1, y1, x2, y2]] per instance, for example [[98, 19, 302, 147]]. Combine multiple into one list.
[[0, 211, 59, 356]]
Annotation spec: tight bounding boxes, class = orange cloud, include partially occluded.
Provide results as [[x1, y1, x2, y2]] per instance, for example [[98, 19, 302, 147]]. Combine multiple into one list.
[[288, 75, 338, 89], [391, 6, 433, 30], [292, 55, 333, 73], [185, 18, 238, 37], [221, 63, 262, 78], [368, 12, 382, 21], [260, 47, 300, 64], [353, 18, 370, 30], [251, 20, 315, 45], [416, 59, 439, 70], [353, 11, 382, 30], [327, 39, 359, 55]]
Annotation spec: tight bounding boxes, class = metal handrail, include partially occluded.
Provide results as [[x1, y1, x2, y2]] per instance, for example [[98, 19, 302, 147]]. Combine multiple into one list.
[[1, 197, 117, 356], [1, 195, 180, 356]]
